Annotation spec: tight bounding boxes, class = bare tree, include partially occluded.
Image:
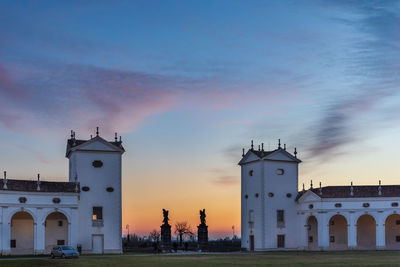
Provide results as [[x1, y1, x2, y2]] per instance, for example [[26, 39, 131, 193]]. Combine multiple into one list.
[[149, 229, 160, 243], [174, 221, 193, 246]]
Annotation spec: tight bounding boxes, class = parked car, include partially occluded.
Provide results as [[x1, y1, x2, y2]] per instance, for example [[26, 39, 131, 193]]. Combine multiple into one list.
[[51, 245, 79, 259]]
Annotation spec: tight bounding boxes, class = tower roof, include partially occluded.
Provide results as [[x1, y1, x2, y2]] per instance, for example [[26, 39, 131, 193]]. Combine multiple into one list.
[[66, 135, 125, 157], [238, 148, 301, 165]]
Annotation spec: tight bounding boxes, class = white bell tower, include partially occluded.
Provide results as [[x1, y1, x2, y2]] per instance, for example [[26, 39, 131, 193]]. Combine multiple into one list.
[[66, 128, 125, 254], [239, 140, 301, 250]]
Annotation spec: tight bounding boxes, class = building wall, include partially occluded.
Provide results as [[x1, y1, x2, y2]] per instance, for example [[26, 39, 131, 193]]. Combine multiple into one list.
[[70, 146, 122, 254]]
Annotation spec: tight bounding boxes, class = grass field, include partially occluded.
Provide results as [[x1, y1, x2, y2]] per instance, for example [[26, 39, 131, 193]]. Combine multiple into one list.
[[1, 251, 400, 266]]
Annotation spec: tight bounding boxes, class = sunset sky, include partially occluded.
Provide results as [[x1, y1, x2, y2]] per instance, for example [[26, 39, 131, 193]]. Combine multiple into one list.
[[1, 0, 400, 238]]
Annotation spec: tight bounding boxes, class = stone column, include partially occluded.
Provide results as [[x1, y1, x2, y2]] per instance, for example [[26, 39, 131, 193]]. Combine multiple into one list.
[[347, 212, 357, 249], [2, 222, 10, 255], [376, 223, 385, 249], [34, 221, 46, 254], [317, 212, 329, 250]]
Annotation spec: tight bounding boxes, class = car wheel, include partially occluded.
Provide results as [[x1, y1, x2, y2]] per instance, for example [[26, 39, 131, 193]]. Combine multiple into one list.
[[51, 253, 55, 259], [61, 253, 66, 259]]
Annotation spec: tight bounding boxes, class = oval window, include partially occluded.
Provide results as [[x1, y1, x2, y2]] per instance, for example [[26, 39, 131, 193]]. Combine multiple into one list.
[[82, 186, 90, 192], [286, 193, 292, 198], [249, 170, 254, 176], [276, 169, 284, 175], [19, 197, 27, 203], [309, 204, 314, 209], [268, 192, 274, 197], [255, 193, 259, 198], [363, 203, 370, 208], [53, 198, 61, 204], [392, 202, 399, 207], [106, 187, 114, 192], [244, 195, 248, 199], [335, 203, 342, 208], [92, 160, 103, 168]]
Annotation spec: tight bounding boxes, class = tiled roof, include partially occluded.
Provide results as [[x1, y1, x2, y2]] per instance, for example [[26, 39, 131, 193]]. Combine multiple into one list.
[[67, 138, 124, 150], [249, 150, 276, 158], [296, 185, 400, 200], [0, 179, 79, 193]]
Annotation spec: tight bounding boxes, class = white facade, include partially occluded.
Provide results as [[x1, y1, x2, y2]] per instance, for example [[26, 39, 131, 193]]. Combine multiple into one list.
[[0, 131, 124, 255], [240, 142, 400, 251]]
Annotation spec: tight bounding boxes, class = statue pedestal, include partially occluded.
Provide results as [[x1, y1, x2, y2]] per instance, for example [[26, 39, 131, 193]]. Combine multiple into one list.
[[161, 224, 172, 251], [197, 224, 208, 251]]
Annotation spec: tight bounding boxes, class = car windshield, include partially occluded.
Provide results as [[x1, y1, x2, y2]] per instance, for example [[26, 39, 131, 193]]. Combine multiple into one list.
[[61, 246, 74, 250]]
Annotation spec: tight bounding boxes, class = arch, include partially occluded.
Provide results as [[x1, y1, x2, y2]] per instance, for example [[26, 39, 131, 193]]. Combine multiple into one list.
[[40, 208, 71, 224], [10, 211, 34, 255], [7, 208, 36, 224], [357, 214, 376, 250], [45, 212, 69, 253], [385, 214, 400, 250], [306, 215, 318, 250], [329, 214, 348, 250]]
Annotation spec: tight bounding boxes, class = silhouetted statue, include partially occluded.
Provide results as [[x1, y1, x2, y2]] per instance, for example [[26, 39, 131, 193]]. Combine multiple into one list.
[[162, 209, 169, 225], [197, 208, 208, 251], [161, 209, 172, 251], [200, 209, 206, 225]]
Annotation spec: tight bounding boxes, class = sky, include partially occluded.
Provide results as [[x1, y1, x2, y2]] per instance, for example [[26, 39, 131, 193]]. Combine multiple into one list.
[[0, 0, 400, 238]]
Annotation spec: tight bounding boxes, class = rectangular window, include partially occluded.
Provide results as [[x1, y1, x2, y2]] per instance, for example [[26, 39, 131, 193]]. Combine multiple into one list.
[[396, 220, 400, 225], [308, 236, 313, 243], [277, 235, 285, 248], [396, 236, 400, 242], [10, 240, 16, 248], [93, 207, 103, 221], [330, 236, 335, 243], [277, 210, 284, 223], [57, 240, 65, 245], [58, 221, 63, 227]]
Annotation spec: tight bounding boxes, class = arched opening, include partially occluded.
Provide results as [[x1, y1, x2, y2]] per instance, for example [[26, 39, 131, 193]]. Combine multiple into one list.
[[45, 212, 69, 253], [357, 214, 376, 250], [307, 216, 318, 250], [329, 214, 348, 250], [10, 211, 34, 255], [385, 214, 400, 249]]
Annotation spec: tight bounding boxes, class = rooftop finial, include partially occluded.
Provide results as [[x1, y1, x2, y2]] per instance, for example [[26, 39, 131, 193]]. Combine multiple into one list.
[[310, 180, 313, 189], [350, 181, 354, 196], [319, 182, 322, 195], [284, 144, 286, 151], [70, 130, 73, 139], [3, 171, 7, 189], [378, 180, 382, 196], [251, 140, 254, 151], [302, 183, 305, 192], [294, 147, 297, 158], [90, 134, 93, 139], [36, 173, 41, 191], [119, 136, 122, 143], [96, 127, 99, 136], [242, 148, 245, 157], [261, 143, 264, 151], [115, 132, 118, 142], [258, 145, 260, 151], [278, 139, 281, 149]]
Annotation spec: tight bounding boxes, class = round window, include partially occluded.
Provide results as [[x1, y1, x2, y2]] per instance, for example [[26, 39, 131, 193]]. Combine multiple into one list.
[[309, 204, 314, 209], [82, 186, 90, 192], [106, 187, 114, 192], [52, 198, 61, 204], [268, 192, 274, 197], [19, 197, 27, 203], [249, 170, 254, 176], [276, 169, 284, 175], [286, 193, 292, 198]]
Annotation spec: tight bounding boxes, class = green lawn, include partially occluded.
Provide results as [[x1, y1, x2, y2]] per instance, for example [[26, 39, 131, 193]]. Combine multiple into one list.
[[2, 251, 400, 266]]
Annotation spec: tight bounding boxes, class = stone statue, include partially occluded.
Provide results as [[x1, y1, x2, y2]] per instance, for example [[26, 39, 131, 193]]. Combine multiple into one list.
[[162, 209, 169, 225], [200, 209, 206, 225]]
